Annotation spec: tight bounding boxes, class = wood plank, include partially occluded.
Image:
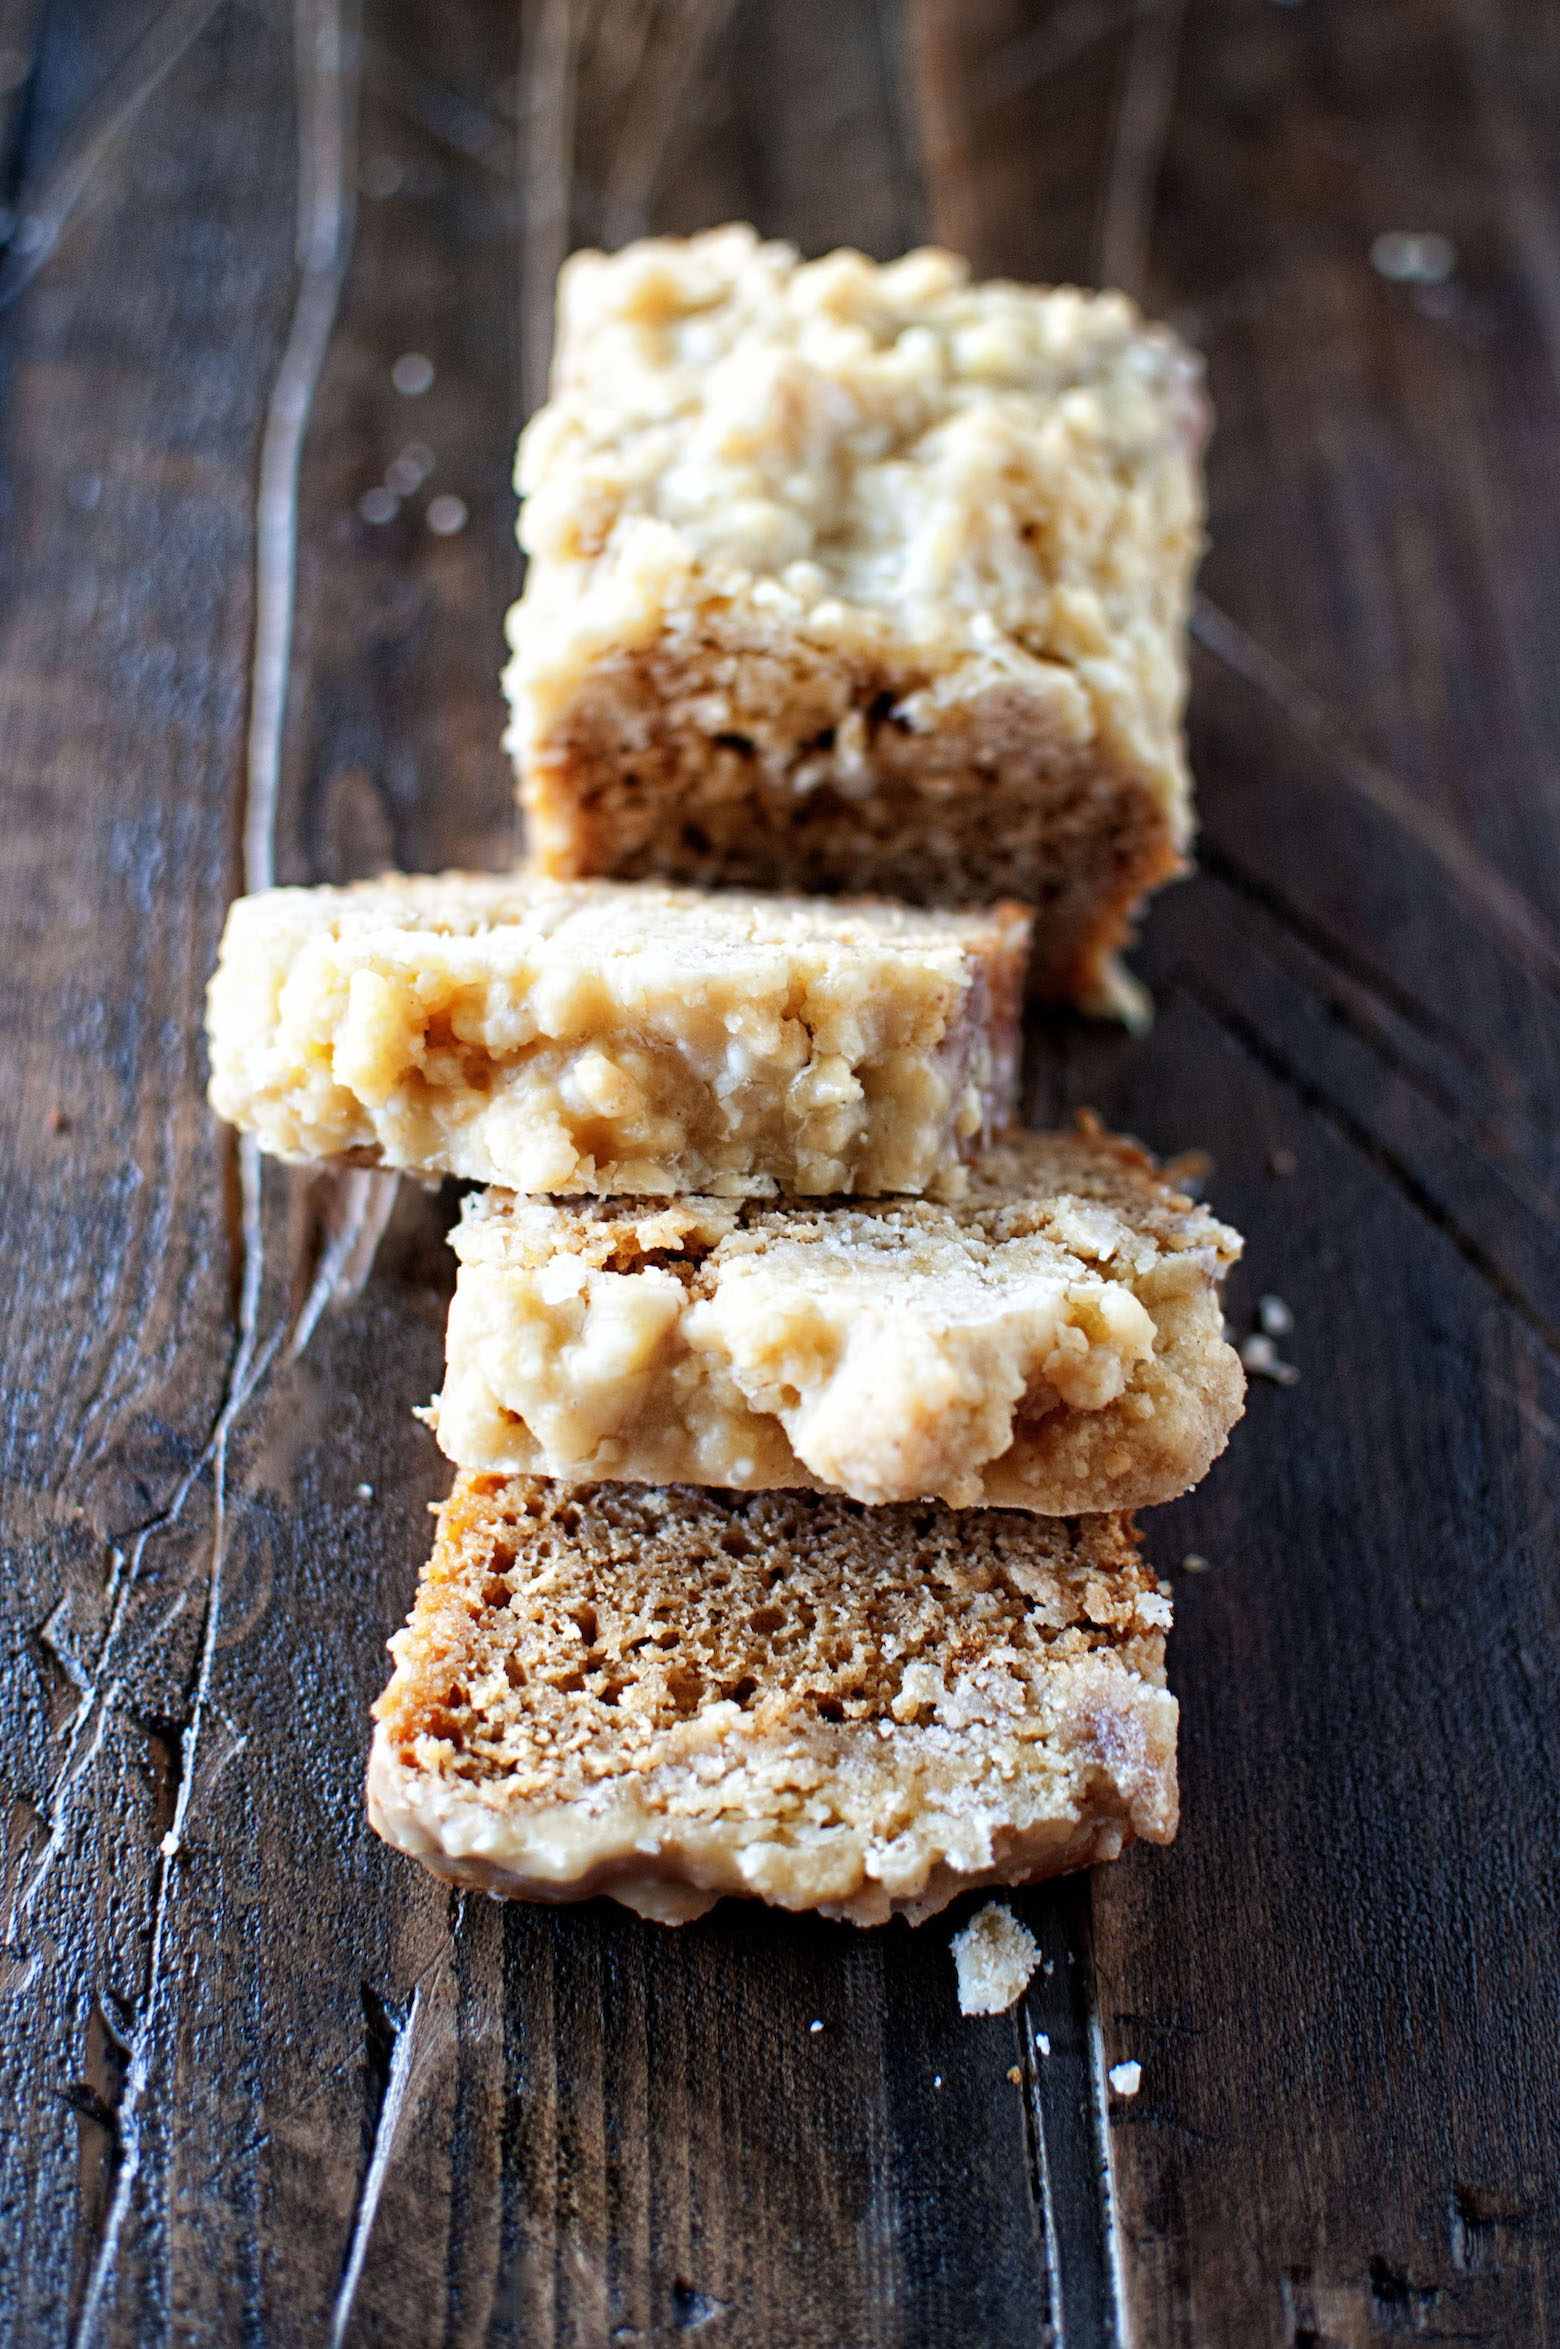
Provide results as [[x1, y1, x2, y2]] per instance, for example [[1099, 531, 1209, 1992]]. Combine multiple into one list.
[[1078, 961, 1560, 2349], [908, 0, 1560, 2340], [0, 3, 299, 2338]]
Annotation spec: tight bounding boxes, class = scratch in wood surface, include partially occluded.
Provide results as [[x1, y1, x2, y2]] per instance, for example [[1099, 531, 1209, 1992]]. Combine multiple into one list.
[[246, 0, 360, 895], [868, 0, 924, 260], [161, 1914, 464, 2210], [1022, 2009, 1067, 2346], [1185, 977, 1560, 1362], [1485, 1374, 1560, 1456], [69, 1139, 273, 2345], [253, 0, 404, 1345], [329, 1978, 428, 2349], [1192, 852, 1560, 1245], [1016, 1884, 1130, 2346], [580, 0, 662, 169], [1196, 842, 1491, 1079], [1086, 1976, 1130, 2348], [518, 0, 580, 420], [5, 1322, 276, 1970], [288, 1165, 400, 1359], [1193, 596, 1560, 1002], [367, 5, 724, 249], [1093, 0, 1184, 299], [0, 0, 224, 311], [363, 35, 509, 167]]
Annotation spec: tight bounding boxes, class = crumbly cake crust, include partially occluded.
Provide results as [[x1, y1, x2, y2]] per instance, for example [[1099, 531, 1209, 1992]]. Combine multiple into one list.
[[504, 227, 1206, 1005], [430, 1121, 1244, 1512], [368, 1472, 1179, 1926], [206, 871, 1029, 1197]]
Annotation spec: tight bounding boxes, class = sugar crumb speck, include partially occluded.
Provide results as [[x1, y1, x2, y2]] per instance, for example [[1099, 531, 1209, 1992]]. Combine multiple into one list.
[[1241, 1332, 1299, 1385], [1371, 229, 1456, 285]]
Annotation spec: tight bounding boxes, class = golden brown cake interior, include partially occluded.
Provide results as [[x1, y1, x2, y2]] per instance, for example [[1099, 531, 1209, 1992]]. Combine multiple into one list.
[[368, 1472, 1179, 1926]]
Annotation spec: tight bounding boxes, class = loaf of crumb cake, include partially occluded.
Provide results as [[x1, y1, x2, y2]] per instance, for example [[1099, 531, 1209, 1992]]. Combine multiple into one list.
[[504, 226, 1206, 1009], [368, 1472, 1179, 1925], [206, 872, 1028, 1196], [429, 1122, 1244, 1512]]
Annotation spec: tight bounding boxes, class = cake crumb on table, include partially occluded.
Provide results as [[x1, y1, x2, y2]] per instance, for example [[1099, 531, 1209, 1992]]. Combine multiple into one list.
[[1241, 1332, 1299, 1385], [1109, 2059, 1142, 2097], [952, 1902, 1039, 2015]]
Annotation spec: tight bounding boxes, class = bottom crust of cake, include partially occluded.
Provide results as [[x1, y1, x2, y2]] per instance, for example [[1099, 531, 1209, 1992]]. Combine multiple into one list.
[[367, 1734, 1135, 1924]]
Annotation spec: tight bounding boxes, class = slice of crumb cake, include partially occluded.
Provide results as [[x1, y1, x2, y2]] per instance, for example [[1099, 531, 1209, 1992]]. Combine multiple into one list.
[[368, 1472, 1179, 1927], [206, 871, 1029, 1197], [430, 1122, 1244, 1512]]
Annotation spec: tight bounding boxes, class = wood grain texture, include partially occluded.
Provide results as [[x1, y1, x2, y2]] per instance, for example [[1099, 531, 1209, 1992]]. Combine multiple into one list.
[[913, 2, 1560, 2342], [3, 0, 1558, 2342]]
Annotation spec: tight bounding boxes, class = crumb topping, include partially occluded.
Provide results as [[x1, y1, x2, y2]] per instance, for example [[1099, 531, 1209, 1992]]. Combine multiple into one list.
[[433, 1123, 1244, 1510]]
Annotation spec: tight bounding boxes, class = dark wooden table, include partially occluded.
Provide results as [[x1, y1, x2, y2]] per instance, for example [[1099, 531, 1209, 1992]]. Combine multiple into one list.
[[4, 1, 1559, 2340]]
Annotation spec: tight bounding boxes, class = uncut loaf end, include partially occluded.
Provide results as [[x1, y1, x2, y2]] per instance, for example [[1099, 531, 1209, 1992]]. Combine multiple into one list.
[[506, 226, 1206, 1011]]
